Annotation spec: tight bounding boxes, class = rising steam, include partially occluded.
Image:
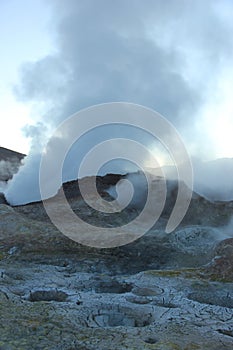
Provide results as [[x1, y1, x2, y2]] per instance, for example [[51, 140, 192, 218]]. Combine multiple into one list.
[[4, 0, 233, 205]]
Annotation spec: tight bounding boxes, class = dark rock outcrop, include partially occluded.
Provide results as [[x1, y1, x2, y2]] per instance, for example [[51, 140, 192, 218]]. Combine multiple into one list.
[[0, 146, 26, 181], [205, 238, 233, 281], [0, 146, 25, 162], [0, 192, 7, 204]]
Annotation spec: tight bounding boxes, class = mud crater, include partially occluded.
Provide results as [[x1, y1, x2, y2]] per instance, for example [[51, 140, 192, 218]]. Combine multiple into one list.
[[28, 289, 68, 302], [188, 292, 233, 308], [86, 306, 154, 328]]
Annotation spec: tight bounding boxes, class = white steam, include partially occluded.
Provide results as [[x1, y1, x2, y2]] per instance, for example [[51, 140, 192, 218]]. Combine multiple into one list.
[[193, 158, 233, 201], [221, 216, 233, 238], [4, 0, 233, 205], [0, 159, 23, 182]]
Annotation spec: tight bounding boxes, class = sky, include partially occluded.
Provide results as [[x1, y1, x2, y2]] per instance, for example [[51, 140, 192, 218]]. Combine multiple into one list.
[[0, 0, 53, 153], [1, 0, 233, 205], [0, 0, 233, 158]]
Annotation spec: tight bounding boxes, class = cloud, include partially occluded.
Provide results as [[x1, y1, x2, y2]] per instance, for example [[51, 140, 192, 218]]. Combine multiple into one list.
[[15, 0, 203, 123], [0, 159, 23, 181]]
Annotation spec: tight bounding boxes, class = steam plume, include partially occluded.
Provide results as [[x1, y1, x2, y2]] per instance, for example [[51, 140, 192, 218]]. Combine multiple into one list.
[[5, 0, 233, 205]]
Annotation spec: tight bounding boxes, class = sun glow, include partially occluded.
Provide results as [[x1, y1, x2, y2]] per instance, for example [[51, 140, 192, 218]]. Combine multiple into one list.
[[1, 95, 31, 154], [200, 75, 233, 160]]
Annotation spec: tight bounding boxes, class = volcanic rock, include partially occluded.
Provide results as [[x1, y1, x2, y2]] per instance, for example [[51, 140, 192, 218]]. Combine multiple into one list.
[[205, 238, 233, 281], [0, 192, 7, 204]]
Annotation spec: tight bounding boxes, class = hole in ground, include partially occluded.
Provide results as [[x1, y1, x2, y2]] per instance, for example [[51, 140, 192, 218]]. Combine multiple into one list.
[[28, 289, 68, 302], [93, 312, 152, 327], [188, 292, 233, 308], [144, 337, 158, 344], [87, 306, 154, 328], [217, 329, 233, 338], [132, 286, 163, 296], [94, 279, 132, 294]]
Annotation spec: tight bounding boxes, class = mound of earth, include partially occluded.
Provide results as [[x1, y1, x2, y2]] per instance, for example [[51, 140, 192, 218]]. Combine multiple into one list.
[[205, 238, 233, 281], [13, 173, 233, 228]]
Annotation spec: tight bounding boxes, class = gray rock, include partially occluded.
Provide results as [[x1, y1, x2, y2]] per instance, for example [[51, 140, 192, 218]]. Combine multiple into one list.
[[0, 192, 7, 204]]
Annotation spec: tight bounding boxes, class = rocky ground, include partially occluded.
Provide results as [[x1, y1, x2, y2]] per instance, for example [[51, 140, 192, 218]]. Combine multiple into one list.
[[0, 175, 233, 349]]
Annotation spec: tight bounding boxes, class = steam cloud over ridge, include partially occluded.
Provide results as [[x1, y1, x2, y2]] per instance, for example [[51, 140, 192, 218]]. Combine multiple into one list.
[[5, 0, 233, 205]]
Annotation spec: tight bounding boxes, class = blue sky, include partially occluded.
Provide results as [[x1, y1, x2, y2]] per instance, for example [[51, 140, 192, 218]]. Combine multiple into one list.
[[0, 0, 53, 153]]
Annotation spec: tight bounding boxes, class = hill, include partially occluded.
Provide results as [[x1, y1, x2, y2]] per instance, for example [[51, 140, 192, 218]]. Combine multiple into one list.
[[0, 146, 25, 162]]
